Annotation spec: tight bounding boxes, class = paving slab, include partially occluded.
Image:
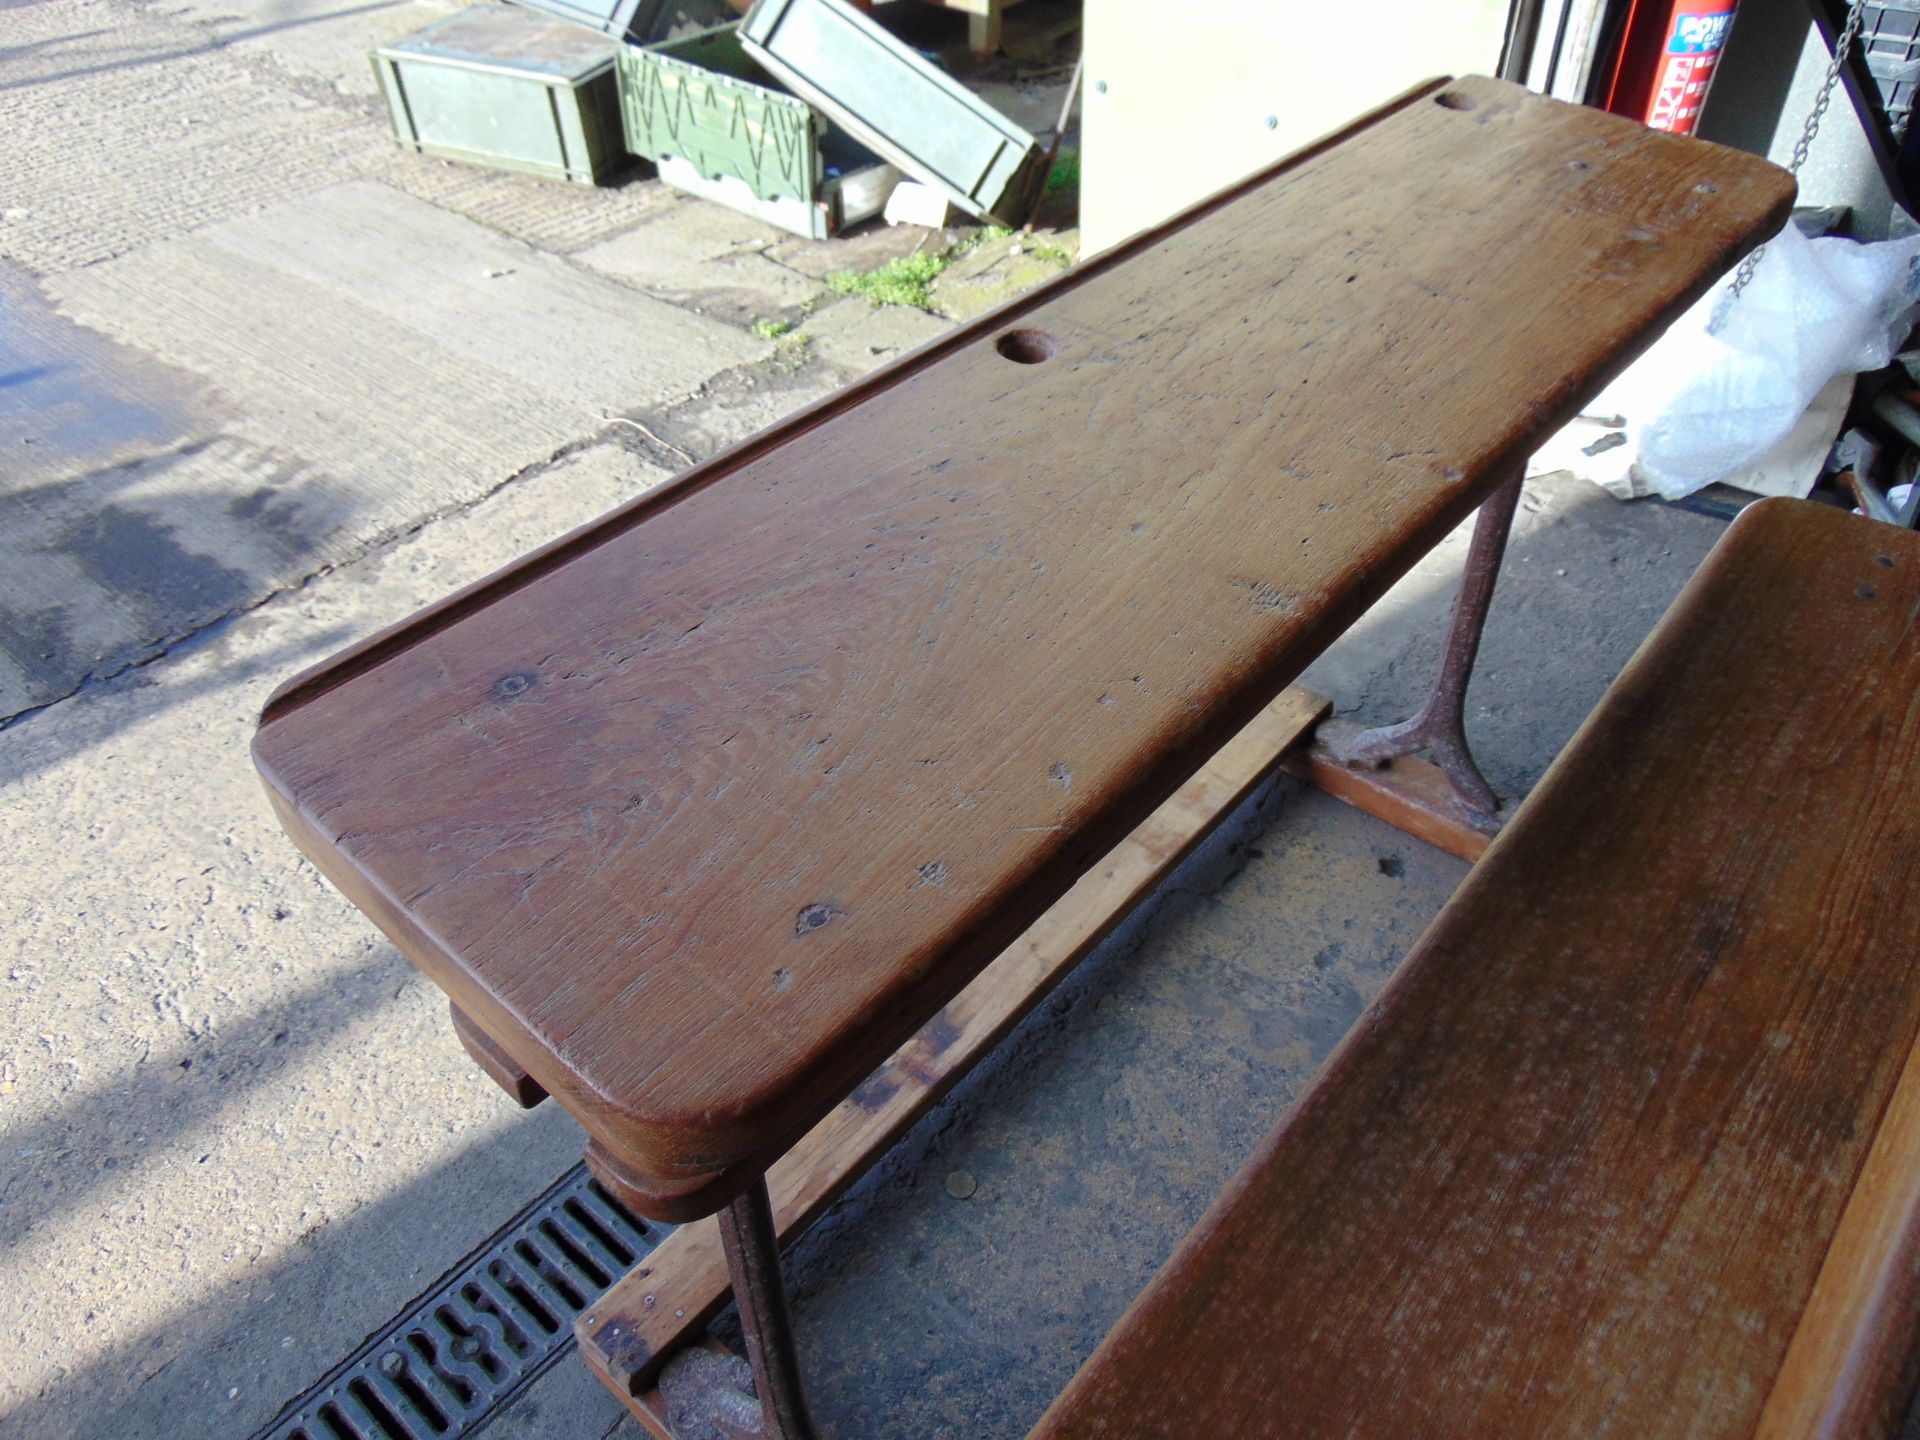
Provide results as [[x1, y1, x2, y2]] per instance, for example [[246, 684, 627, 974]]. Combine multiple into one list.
[[5, 181, 761, 721], [637, 352, 853, 466], [0, 0, 393, 274], [0, 442, 670, 1440], [200, 180, 767, 411], [42, 201, 573, 472], [149, 0, 465, 97], [0, 263, 214, 494], [576, 194, 827, 325], [765, 217, 948, 280], [929, 228, 1076, 321], [376, 151, 675, 254], [480, 1348, 635, 1440], [0, 430, 342, 722], [799, 294, 951, 376]]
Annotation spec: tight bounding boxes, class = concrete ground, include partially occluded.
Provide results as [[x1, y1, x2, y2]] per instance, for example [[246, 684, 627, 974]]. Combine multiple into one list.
[[0, 0, 1744, 1434]]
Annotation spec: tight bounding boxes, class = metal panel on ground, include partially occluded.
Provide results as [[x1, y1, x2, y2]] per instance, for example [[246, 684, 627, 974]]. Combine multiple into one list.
[[617, 23, 899, 238], [739, 0, 1043, 224]]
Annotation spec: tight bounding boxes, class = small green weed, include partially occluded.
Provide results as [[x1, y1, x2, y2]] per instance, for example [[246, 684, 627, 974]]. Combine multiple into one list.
[[827, 249, 949, 309], [750, 317, 793, 340], [1043, 148, 1079, 198], [826, 223, 1073, 312]]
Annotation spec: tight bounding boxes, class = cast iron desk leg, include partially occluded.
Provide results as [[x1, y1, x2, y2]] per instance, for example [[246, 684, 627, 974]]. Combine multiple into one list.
[[718, 1177, 818, 1440], [1332, 472, 1525, 829]]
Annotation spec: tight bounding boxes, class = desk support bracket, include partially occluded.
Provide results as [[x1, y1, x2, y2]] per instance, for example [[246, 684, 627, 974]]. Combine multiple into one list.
[[1331, 472, 1524, 831]]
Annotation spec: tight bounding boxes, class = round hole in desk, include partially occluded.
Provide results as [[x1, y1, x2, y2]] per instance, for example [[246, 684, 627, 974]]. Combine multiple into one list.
[[997, 328, 1058, 364]]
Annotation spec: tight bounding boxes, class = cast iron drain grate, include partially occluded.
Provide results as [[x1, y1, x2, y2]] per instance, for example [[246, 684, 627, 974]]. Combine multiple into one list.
[[253, 1164, 669, 1440]]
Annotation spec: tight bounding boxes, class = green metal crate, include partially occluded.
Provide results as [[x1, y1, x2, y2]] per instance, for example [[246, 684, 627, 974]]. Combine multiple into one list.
[[616, 23, 898, 239], [373, 8, 629, 187], [739, 0, 1043, 226]]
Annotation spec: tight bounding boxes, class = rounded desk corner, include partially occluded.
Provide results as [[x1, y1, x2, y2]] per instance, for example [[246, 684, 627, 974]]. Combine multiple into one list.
[[584, 1135, 756, 1225]]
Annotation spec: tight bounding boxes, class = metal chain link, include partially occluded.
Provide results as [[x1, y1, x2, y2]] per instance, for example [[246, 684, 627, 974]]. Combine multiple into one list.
[[1719, 0, 1869, 312]]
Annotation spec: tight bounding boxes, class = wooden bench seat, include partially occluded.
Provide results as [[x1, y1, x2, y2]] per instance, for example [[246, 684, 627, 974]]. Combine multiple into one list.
[[250, 76, 1790, 1229], [1029, 498, 1920, 1440]]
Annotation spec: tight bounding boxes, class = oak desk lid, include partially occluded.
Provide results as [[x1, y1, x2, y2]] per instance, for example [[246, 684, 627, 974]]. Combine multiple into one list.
[[252, 76, 1793, 1221]]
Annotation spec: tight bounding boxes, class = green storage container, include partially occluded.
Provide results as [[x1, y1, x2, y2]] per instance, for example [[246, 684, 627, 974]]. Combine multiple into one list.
[[374, 8, 628, 187], [616, 24, 899, 240], [739, 0, 1044, 226]]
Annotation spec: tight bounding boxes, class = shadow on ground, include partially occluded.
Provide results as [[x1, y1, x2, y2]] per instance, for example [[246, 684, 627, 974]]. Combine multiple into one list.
[[9, 1086, 585, 1440], [0, 263, 353, 731]]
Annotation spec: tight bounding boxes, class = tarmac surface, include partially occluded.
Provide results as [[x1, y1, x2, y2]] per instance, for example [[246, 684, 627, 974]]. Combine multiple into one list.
[[0, 2, 1747, 1434]]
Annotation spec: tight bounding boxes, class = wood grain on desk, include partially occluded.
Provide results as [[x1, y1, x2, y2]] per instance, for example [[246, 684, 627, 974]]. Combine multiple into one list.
[[1030, 500, 1920, 1440], [252, 76, 1793, 1221]]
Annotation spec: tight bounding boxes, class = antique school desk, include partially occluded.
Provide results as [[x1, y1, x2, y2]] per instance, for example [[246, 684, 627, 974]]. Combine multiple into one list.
[[252, 77, 1793, 1438]]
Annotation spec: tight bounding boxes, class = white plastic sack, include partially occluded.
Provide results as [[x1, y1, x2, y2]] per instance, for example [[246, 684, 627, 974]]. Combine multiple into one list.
[[1562, 223, 1920, 500]]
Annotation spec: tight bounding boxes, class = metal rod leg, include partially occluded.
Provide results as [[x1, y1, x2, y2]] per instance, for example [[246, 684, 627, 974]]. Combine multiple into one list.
[[1334, 472, 1525, 827], [718, 1177, 818, 1440]]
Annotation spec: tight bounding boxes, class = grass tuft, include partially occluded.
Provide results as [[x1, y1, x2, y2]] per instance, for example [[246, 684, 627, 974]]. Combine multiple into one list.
[[827, 249, 950, 309], [825, 223, 1073, 312], [1043, 148, 1079, 198]]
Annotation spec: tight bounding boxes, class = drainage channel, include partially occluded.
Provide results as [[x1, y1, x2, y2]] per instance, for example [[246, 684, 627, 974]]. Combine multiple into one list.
[[252, 1164, 670, 1440]]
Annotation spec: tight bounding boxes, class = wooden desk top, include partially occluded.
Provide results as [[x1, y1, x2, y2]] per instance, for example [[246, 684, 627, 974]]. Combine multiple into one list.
[[252, 76, 1792, 1221], [1028, 499, 1920, 1439]]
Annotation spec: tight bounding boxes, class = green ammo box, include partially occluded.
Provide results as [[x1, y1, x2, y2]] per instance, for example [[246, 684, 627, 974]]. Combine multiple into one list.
[[373, 8, 628, 187], [739, 0, 1045, 226], [616, 23, 900, 240]]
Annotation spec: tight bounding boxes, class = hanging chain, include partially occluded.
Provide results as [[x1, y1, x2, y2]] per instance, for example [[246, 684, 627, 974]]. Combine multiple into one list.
[[1719, 0, 1869, 309]]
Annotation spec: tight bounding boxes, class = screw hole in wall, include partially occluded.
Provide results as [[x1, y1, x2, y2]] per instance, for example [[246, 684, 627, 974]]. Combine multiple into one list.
[[997, 328, 1058, 364]]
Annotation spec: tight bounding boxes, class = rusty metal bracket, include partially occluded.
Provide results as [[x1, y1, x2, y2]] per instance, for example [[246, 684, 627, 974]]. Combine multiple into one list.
[[1331, 472, 1525, 831]]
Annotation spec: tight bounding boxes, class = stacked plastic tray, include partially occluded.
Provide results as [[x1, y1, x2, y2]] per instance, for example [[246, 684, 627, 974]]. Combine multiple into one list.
[[1860, 2, 1920, 140]]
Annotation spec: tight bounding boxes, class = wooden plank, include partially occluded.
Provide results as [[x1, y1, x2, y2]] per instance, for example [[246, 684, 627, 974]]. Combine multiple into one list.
[[252, 76, 1793, 1222], [578, 686, 1333, 1401], [1281, 720, 1494, 862], [1029, 500, 1920, 1440], [1753, 1010, 1920, 1440], [449, 1002, 549, 1108]]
